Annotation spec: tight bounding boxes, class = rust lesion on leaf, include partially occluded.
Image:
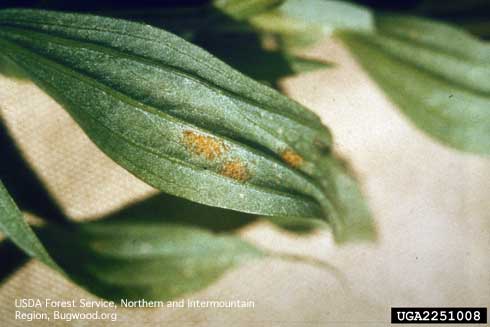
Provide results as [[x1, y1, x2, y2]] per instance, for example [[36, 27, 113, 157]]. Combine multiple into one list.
[[220, 160, 249, 182], [281, 149, 304, 168], [183, 130, 228, 160]]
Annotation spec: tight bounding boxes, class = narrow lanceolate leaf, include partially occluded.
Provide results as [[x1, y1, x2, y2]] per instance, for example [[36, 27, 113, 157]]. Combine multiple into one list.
[[31, 193, 331, 301], [0, 180, 58, 269], [339, 15, 490, 155], [106, 4, 331, 87], [38, 213, 334, 301], [0, 9, 374, 242], [39, 219, 264, 301]]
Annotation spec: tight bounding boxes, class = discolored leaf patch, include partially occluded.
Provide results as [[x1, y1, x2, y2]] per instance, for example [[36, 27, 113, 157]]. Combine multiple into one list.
[[281, 149, 304, 168], [0, 9, 375, 242], [183, 130, 228, 160], [220, 160, 249, 182]]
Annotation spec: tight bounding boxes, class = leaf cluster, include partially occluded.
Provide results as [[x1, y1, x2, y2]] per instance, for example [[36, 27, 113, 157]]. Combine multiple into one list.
[[0, 0, 488, 301]]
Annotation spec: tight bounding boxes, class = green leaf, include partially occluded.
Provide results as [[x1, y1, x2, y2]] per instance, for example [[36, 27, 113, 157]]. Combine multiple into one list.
[[235, 1, 490, 154], [39, 219, 264, 301], [103, 5, 216, 42], [339, 15, 490, 155], [391, 0, 490, 38], [30, 191, 330, 300], [0, 180, 58, 270], [213, 0, 284, 21], [0, 9, 374, 242], [279, 0, 373, 34], [97, 192, 326, 235], [113, 6, 330, 88], [99, 193, 258, 233], [0, 51, 30, 79], [249, 0, 373, 48], [265, 215, 328, 233], [0, 185, 326, 300], [35, 207, 336, 300]]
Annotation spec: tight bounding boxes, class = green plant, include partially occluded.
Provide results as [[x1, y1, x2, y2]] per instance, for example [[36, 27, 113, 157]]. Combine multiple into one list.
[[0, 0, 488, 301]]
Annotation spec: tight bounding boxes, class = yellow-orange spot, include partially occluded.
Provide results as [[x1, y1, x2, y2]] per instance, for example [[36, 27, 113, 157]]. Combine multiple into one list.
[[221, 160, 249, 182], [281, 149, 303, 168], [183, 130, 227, 160]]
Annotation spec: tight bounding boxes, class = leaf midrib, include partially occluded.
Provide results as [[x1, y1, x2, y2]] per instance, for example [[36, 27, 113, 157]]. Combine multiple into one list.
[[0, 17, 324, 129], [0, 23, 330, 165], [0, 40, 328, 215]]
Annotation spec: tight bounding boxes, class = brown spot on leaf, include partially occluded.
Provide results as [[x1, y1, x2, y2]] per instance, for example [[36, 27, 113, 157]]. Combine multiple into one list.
[[221, 160, 249, 182], [183, 130, 227, 160], [281, 149, 303, 168]]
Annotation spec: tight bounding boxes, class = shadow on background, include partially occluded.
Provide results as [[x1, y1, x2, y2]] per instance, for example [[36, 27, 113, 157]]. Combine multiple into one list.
[[0, 240, 27, 284], [0, 0, 329, 288], [0, 117, 71, 282], [35, 194, 329, 301], [0, 117, 68, 224]]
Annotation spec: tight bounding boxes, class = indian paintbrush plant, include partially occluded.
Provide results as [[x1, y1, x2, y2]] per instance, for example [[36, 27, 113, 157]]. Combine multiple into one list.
[[0, 0, 489, 301]]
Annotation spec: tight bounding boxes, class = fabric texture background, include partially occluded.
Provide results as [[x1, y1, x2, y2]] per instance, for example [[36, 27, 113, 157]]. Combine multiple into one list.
[[0, 39, 489, 326]]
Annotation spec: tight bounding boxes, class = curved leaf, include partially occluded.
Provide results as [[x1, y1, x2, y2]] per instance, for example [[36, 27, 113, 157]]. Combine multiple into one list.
[[0, 185, 326, 300], [0, 180, 58, 269], [279, 0, 373, 34], [339, 15, 490, 155], [33, 191, 329, 300], [36, 209, 337, 301], [237, 1, 490, 155], [249, 0, 373, 48], [97, 192, 328, 235], [0, 9, 374, 242], [115, 5, 332, 88], [39, 220, 264, 301]]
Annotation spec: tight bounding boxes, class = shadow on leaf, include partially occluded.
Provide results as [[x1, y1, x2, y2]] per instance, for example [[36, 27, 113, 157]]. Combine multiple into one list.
[[96, 192, 328, 235], [38, 219, 264, 301]]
